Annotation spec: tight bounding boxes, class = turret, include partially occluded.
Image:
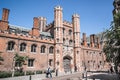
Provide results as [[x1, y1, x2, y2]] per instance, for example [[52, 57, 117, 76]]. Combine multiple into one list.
[[38, 17, 46, 32], [72, 14, 81, 70], [54, 5, 63, 72], [72, 14, 80, 47]]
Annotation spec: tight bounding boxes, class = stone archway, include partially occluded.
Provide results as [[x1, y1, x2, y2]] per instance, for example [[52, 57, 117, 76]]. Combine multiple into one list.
[[63, 55, 72, 72]]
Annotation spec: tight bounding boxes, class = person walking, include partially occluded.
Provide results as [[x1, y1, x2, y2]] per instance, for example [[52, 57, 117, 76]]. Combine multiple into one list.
[[46, 67, 52, 78]]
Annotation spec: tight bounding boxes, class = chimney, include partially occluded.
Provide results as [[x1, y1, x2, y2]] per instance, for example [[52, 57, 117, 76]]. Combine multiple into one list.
[[32, 17, 39, 37], [33, 17, 39, 29], [0, 8, 10, 31], [97, 37, 100, 48], [2, 8, 10, 21], [82, 33, 87, 46], [90, 34, 94, 47]]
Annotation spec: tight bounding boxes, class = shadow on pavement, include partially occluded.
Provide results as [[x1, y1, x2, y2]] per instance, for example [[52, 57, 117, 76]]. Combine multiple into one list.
[[88, 73, 120, 80]]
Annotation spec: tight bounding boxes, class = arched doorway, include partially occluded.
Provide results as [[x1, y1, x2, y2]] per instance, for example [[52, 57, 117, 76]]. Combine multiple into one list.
[[63, 55, 72, 72]]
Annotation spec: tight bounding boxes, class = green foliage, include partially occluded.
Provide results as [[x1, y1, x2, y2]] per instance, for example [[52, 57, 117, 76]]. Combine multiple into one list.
[[36, 70, 42, 74], [26, 71, 34, 75], [103, 11, 120, 66], [14, 71, 24, 77], [14, 53, 28, 67], [0, 71, 12, 78]]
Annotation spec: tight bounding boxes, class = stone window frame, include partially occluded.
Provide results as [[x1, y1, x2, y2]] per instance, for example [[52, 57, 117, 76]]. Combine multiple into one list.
[[56, 38, 59, 42], [49, 59, 53, 66], [7, 41, 15, 51], [20, 42, 27, 52], [63, 38, 65, 44], [15, 61, 22, 67], [41, 45, 46, 53], [31, 44, 37, 52], [69, 40, 72, 45], [69, 29, 72, 35], [57, 49, 59, 53], [63, 28, 65, 34], [49, 46, 54, 54], [28, 59, 34, 67]]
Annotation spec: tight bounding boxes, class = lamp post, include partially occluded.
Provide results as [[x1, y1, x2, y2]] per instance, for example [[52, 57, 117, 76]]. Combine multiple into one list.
[[12, 51, 15, 77]]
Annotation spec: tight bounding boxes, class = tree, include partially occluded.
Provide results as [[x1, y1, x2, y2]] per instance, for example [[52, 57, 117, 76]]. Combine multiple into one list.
[[12, 53, 28, 77], [14, 53, 28, 67], [103, 11, 120, 72]]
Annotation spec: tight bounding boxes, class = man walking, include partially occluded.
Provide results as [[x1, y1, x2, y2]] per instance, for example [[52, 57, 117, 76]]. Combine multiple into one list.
[[46, 67, 52, 78]]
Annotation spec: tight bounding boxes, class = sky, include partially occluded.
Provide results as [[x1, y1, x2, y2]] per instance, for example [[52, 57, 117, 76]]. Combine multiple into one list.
[[0, 0, 114, 36]]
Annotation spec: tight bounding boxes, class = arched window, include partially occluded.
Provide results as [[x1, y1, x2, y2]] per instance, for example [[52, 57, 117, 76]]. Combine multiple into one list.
[[57, 38, 59, 42], [69, 29, 72, 35], [69, 40, 72, 45], [63, 38, 65, 44], [49, 46, 54, 53], [41, 45, 46, 53], [31, 44, 37, 52], [63, 28, 65, 34], [20, 43, 26, 52], [7, 41, 15, 51]]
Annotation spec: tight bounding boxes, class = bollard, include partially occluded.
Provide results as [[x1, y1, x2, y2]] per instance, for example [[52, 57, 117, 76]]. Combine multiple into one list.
[[93, 78, 95, 80], [82, 73, 84, 78], [29, 75, 31, 80]]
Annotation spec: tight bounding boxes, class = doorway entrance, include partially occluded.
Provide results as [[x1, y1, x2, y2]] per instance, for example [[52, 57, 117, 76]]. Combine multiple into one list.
[[63, 56, 72, 72]]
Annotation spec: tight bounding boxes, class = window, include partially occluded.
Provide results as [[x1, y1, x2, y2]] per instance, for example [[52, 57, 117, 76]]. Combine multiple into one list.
[[69, 29, 72, 35], [57, 38, 59, 42], [100, 61, 102, 65], [57, 50, 59, 53], [7, 41, 15, 51], [49, 46, 54, 53], [28, 59, 34, 67], [56, 28, 59, 31], [41, 45, 46, 53], [88, 61, 90, 63], [63, 38, 65, 44], [49, 59, 53, 66], [31, 44, 37, 52], [63, 28, 65, 34], [69, 40, 72, 45], [20, 43, 26, 52], [15, 61, 22, 67], [77, 51, 79, 54]]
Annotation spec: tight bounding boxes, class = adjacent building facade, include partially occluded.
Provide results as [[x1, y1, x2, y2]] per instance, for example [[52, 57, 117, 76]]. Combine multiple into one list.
[[0, 6, 107, 73]]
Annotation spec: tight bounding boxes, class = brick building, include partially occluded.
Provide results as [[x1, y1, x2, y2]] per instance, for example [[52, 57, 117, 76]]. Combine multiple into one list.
[[0, 6, 107, 73]]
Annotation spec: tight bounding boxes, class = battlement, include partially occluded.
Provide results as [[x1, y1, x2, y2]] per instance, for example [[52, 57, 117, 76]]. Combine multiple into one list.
[[63, 20, 72, 27], [54, 5, 62, 10], [72, 14, 80, 18], [0, 29, 54, 43], [47, 22, 54, 27], [38, 17, 46, 21]]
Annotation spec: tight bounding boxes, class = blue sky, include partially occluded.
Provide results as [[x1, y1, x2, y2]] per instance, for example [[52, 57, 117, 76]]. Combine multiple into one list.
[[0, 0, 113, 36]]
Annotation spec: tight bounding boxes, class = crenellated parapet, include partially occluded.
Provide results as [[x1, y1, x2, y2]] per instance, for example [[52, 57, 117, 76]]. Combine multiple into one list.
[[45, 22, 54, 31], [63, 20, 72, 27], [72, 14, 80, 18], [0, 29, 54, 43], [54, 5, 62, 11]]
